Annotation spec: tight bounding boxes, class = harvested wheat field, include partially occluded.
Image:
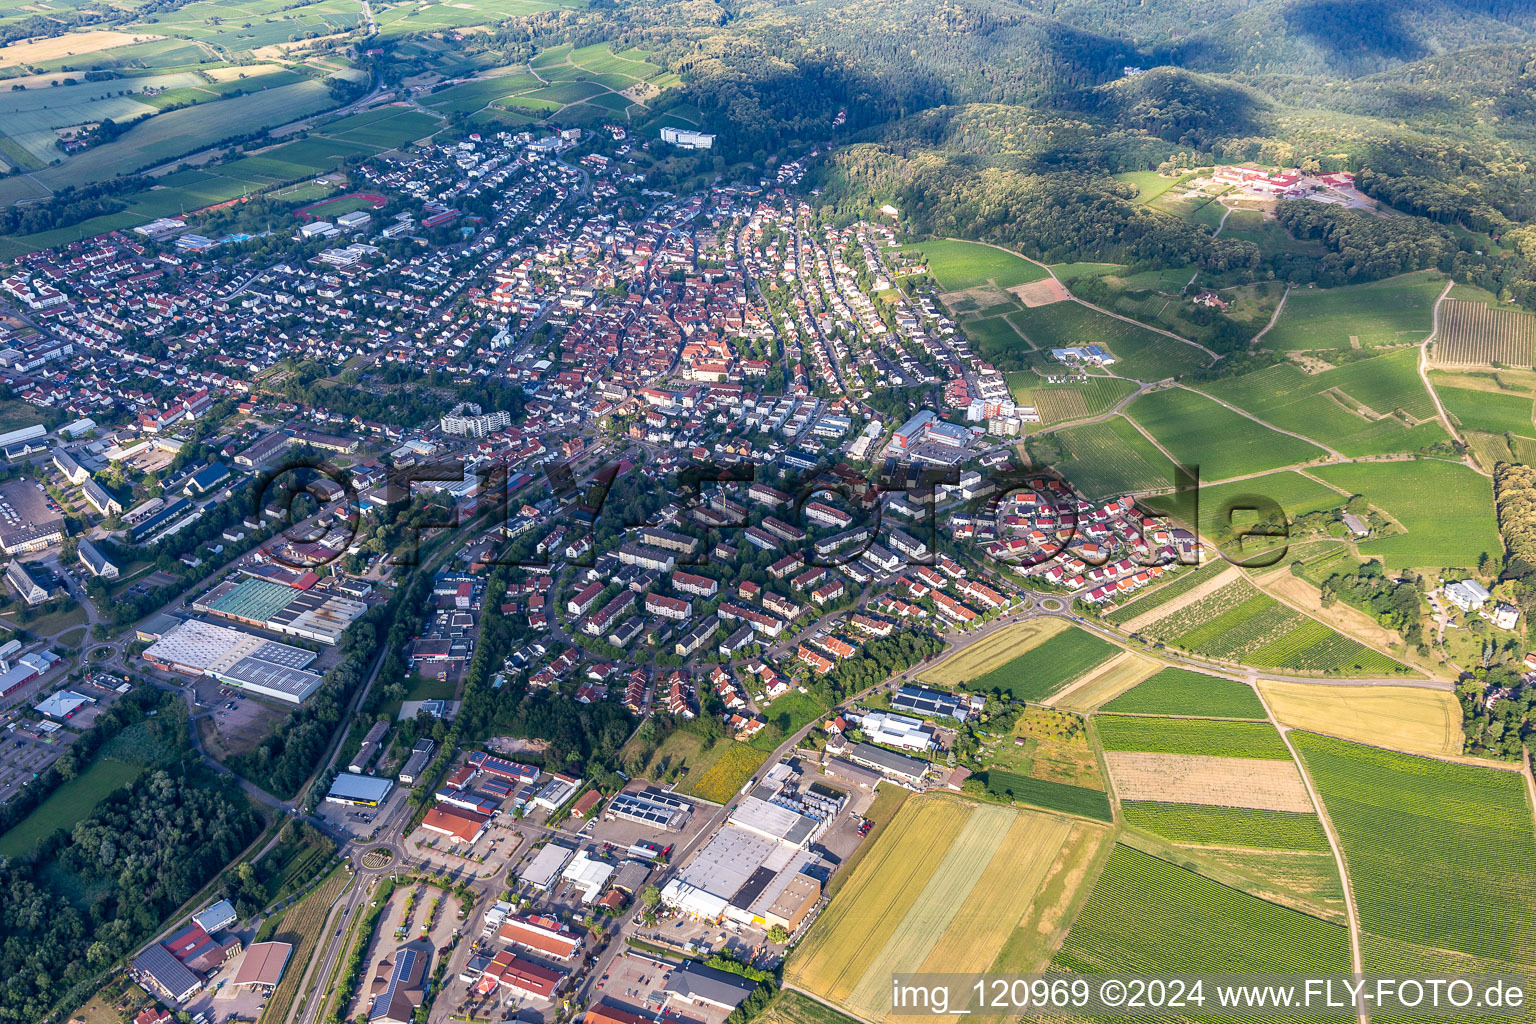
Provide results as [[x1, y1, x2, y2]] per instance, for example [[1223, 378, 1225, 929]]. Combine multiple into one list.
[[1010, 277, 1071, 306], [0, 31, 163, 67], [1105, 752, 1314, 811], [1258, 681, 1462, 757], [920, 618, 1068, 687], [788, 796, 1086, 1023], [1257, 568, 1403, 650], [1049, 651, 1161, 711]]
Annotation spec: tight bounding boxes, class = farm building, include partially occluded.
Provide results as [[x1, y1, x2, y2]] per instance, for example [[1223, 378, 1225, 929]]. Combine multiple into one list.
[[845, 742, 929, 783], [231, 942, 292, 987]]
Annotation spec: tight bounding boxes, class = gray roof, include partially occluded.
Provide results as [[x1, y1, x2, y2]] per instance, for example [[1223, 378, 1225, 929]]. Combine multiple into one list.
[[134, 943, 202, 999], [848, 742, 928, 780], [664, 962, 758, 1009]]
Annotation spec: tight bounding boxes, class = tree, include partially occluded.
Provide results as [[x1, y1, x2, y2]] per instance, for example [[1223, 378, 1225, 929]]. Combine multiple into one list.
[[640, 883, 661, 909], [766, 924, 789, 944]]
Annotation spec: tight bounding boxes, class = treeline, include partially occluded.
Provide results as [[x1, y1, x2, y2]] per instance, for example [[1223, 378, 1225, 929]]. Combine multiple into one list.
[[0, 177, 150, 237], [1355, 168, 1514, 233], [0, 684, 176, 838], [1314, 558, 1423, 646], [1272, 199, 1454, 285], [828, 149, 1261, 273], [0, 770, 261, 1023]]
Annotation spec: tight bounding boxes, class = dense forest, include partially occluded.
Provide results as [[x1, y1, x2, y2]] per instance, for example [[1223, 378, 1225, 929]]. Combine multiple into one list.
[[0, 770, 261, 1022]]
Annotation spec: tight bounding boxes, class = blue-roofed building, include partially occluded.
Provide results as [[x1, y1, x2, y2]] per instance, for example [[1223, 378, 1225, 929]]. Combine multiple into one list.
[[184, 462, 232, 496], [890, 683, 977, 722]]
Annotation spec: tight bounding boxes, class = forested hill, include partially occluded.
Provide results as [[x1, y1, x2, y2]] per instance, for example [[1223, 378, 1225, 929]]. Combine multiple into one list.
[[1042, 0, 1536, 77]]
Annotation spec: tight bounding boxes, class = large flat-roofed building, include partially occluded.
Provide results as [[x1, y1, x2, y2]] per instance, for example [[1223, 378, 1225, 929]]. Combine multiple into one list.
[[846, 742, 929, 782], [195, 576, 366, 645], [559, 849, 615, 904], [143, 619, 324, 704], [854, 710, 936, 751], [663, 820, 820, 926], [660, 126, 716, 150], [664, 962, 758, 1010], [727, 795, 821, 847], [763, 871, 820, 932], [521, 840, 576, 890], [607, 788, 691, 830], [325, 773, 394, 807]]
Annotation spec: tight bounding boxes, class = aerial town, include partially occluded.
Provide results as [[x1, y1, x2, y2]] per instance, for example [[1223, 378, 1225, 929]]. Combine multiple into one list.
[[0, 13, 1534, 1023]]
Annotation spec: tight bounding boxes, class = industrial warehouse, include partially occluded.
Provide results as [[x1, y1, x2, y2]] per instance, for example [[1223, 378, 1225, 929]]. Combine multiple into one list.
[[192, 574, 367, 645], [659, 762, 837, 932], [141, 618, 325, 704]]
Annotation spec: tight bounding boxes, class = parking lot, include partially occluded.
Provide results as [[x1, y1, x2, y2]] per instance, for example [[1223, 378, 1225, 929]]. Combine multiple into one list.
[[344, 881, 463, 1021], [592, 951, 731, 1024], [180, 949, 271, 1024], [192, 677, 294, 760], [0, 722, 75, 803], [316, 786, 408, 843], [405, 814, 525, 880]]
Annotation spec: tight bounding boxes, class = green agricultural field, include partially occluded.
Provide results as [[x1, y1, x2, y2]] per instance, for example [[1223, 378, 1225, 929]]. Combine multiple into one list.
[[1041, 416, 1178, 499], [1049, 262, 1127, 281], [1127, 388, 1328, 482], [1263, 271, 1445, 350], [1199, 349, 1447, 457], [980, 770, 1112, 821], [32, 79, 342, 191], [323, 108, 438, 148], [1052, 845, 1352, 981], [965, 627, 1118, 702], [1006, 300, 1210, 379], [1102, 560, 1227, 625], [1435, 384, 1534, 436], [1294, 733, 1536, 966], [1100, 666, 1267, 719], [421, 75, 531, 114], [1009, 374, 1137, 425], [1313, 460, 1499, 570], [1135, 577, 1405, 674], [898, 238, 1047, 291], [1112, 170, 1186, 203], [962, 312, 1030, 359], [1145, 471, 1346, 548], [0, 758, 145, 858], [1096, 715, 1292, 759], [1120, 802, 1332, 851]]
